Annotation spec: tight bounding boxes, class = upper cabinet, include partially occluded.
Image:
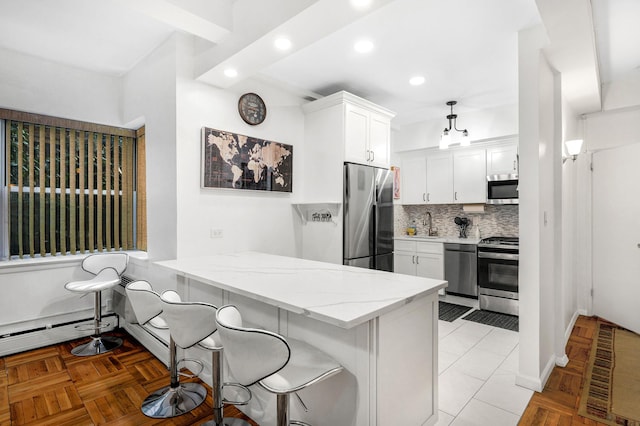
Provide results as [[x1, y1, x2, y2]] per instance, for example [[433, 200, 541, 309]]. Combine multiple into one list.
[[401, 155, 428, 204], [486, 143, 518, 176], [344, 101, 393, 167], [400, 148, 488, 205], [426, 153, 454, 204], [400, 152, 453, 204], [305, 91, 395, 169], [453, 149, 487, 203]]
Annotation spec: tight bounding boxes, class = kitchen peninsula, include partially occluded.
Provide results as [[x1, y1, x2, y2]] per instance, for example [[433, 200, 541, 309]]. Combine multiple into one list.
[[154, 252, 446, 426]]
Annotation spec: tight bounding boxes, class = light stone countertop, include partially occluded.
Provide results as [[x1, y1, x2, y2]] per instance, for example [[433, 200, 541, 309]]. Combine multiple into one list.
[[394, 235, 481, 244], [155, 251, 447, 329]]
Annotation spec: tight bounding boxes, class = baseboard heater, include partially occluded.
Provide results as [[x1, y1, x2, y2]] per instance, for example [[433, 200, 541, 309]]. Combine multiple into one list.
[[0, 314, 118, 357], [0, 274, 139, 357]]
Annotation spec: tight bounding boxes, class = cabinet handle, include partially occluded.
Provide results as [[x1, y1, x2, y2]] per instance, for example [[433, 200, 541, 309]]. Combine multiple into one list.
[[411, 255, 415, 264], [513, 160, 516, 170], [371, 151, 375, 161], [454, 191, 458, 200], [427, 193, 430, 202], [416, 256, 419, 265], [423, 193, 426, 202]]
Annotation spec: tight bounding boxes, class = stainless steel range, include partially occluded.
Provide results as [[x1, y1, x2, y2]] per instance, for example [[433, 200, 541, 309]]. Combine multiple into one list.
[[477, 236, 519, 316]]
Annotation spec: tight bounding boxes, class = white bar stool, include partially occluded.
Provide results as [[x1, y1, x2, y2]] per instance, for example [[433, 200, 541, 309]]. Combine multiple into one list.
[[64, 253, 128, 356], [125, 280, 176, 418], [215, 304, 344, 426], [160, 291, 251, 425]]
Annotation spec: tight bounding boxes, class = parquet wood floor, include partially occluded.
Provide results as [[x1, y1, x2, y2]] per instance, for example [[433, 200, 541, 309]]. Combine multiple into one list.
[[0, 331, 257, 426], [519, 315, 610, 426]]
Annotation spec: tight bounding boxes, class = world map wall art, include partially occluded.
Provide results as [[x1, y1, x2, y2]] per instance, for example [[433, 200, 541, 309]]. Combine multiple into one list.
[[201, 127, 293, 192]]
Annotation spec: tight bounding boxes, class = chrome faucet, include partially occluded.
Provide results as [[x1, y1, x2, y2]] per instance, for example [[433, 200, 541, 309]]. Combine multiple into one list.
[[423, 212, 435, 236]]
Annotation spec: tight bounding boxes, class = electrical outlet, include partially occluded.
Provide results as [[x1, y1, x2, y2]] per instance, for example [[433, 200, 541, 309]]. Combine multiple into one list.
[[210, 228, 223, 238]]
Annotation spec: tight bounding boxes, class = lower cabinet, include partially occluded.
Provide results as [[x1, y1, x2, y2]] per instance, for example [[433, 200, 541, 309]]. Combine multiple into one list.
[[394, 239, 444, 280]]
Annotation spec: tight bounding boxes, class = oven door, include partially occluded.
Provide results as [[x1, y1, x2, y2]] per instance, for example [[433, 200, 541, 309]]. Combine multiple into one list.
[[477, 250, 518, 294]]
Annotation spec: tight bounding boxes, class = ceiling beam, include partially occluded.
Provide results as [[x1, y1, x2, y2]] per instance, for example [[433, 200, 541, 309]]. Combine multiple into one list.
[[195, 0, 398, 89], [113, 0, 231, 44], [536, 0, 601, 114]]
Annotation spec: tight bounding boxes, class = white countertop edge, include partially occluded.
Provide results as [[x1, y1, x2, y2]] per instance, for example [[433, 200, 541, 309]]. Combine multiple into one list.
[[154, 253, 447, 330], [394, 236, 481, 244], [168, 269, 447, 328]]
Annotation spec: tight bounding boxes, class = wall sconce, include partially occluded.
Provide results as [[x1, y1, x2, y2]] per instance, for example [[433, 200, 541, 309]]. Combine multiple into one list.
[[563, 139, 583, 163]]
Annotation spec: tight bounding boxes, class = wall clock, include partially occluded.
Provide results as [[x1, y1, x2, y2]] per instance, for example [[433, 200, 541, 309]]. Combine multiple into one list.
[[238, 92, 267, 125]]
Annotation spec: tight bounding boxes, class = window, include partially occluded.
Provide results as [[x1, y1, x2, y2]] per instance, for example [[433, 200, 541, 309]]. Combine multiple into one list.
[[1, 109, 146, 259]]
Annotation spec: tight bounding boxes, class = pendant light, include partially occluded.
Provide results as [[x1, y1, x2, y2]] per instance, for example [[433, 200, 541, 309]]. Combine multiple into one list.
[[440, 101, 469, 149]]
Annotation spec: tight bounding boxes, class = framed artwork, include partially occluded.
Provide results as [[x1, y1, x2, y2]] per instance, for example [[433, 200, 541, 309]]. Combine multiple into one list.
[[391, 166, 401, 199], [201, 127, 293, 192]]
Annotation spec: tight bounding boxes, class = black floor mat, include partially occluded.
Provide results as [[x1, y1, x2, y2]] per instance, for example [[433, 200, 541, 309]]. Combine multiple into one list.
[[439, 301, 474, 322], [462, 309, 519, 331]]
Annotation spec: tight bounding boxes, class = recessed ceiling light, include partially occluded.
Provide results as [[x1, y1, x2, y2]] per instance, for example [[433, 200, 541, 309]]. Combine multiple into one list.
[[224, 68, 238, 78], [274, 37, 292, 51], [409, 76, 426, 86], [354, 39, 374, 54], [350, 0, 372, 9]]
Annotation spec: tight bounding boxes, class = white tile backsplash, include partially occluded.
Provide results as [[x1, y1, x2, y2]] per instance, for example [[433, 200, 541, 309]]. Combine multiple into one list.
[[394, 204, 518, 238]]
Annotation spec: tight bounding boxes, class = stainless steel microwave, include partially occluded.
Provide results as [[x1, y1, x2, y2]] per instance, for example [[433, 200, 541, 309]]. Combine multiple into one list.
[[487, 174, 518, 205]]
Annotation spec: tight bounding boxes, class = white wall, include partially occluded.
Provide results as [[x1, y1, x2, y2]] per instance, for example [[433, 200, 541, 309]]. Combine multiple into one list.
[[174, 34, 304, 259], [601, 72, 640, 111], [0, 48, 128, 333], [517, 25, 561, 391], [392, 103, 518, 152], [574, 70, 640, 320], [560, 99, 580, 338], [0, 47, 121, 127], [0, 34, 307, 339], [122, 35, 179, 262], [584, 71, 640, 152]]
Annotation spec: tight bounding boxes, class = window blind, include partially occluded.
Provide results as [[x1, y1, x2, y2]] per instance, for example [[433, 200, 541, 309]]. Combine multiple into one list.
[[6, 117, 139, 258]]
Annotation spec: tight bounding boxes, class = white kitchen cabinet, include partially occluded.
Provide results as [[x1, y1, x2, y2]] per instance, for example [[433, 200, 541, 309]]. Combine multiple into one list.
[[344, 103, 392, 167], [426, 153, 453, 204], [453, 149, 487, 203], [394, 250, 417, 275], [394, 239, 444, 279], [300, 92, 395, 265], [400, 156, 427, 204], [400, 149, 485, 205], [486, 143, 518, 175]]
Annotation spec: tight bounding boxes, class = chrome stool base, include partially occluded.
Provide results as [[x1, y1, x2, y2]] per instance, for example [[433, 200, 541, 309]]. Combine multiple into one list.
[[202, 418, 253, 426], [71, 335, 123, 357], [141, 382, 207, 418]]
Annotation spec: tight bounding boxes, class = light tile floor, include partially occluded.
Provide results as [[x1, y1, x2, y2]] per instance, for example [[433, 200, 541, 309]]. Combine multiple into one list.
[[436, 295, 533, 426]]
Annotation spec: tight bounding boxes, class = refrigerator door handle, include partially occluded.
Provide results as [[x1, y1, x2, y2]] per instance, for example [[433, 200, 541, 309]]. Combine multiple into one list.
[[370, 203, 376, 255]]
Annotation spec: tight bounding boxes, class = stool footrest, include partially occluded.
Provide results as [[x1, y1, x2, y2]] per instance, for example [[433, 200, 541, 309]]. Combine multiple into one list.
[[176, 358, 204, 378], [74, 321, 111, 332], [201, 418, 253, 426], [222, 382, 252, 406]]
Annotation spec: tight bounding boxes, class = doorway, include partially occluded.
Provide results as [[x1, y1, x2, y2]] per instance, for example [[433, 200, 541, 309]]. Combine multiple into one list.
[[592, 142, 640, 334]]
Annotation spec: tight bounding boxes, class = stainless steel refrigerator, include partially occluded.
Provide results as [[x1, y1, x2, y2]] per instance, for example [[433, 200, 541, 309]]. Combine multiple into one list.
[[343, 162, 394, 272]]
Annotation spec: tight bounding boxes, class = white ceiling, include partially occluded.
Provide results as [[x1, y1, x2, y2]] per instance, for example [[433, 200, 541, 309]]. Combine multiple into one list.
[[0, 0, 636, 127], [591, 0, 640, 84]]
